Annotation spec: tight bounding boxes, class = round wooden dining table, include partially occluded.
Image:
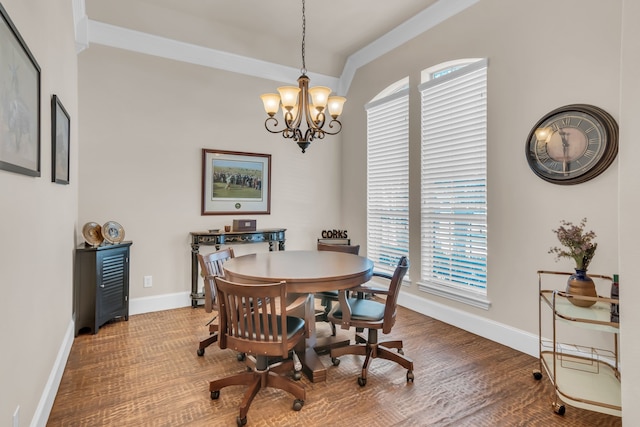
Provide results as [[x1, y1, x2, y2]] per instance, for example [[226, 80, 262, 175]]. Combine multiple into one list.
[[223, 250, 374, 382]]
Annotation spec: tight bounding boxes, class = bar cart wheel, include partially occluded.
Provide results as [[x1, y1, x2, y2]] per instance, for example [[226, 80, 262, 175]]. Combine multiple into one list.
[[552, 402, 566, 415], [533, 370, 542, 380]]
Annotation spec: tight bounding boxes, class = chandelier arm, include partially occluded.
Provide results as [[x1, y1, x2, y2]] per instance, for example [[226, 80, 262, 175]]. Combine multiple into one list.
[[264, 117, 285, 134], [322, 120, 343, 135]]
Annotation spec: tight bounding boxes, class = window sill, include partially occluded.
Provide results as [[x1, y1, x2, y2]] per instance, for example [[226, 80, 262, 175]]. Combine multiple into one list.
[[417, 281, 491, 310]]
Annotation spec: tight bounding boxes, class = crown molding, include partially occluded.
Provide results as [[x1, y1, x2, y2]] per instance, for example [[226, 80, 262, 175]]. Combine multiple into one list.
[[337, 0, 480, 94], [75, 0, 479, 94]]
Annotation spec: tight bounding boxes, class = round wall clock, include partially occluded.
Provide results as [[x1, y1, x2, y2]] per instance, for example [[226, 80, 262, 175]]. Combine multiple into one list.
[[525, 104, 618, 185]]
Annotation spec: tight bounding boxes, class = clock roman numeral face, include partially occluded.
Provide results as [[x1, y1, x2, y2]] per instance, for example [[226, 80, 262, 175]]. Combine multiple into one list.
[[535, 113, 604, 175], [525, 105, 618, 185]]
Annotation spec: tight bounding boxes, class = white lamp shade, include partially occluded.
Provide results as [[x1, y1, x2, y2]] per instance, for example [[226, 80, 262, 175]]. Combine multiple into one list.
[[327, 96, 346, 118], [277, 86, 301, 109], [260, 93, 281, 116], [308, 86, 331, 109]]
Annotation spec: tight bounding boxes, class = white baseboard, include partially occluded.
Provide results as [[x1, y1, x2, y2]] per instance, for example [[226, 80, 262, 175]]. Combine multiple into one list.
[[31, 319, 74, 427], [129, 291, 192, 315], [397, 290, 539, 358]]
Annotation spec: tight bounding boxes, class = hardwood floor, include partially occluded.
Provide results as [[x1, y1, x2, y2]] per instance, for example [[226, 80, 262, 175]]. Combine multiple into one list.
[[47, 304, 621, 426]]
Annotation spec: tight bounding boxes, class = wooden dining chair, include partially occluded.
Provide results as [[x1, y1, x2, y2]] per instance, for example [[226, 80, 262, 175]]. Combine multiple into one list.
[[210, 276, 307, 427], [328, 256, 414, 387], [316, 242, 361, 336], [196, 247, 235, 357]]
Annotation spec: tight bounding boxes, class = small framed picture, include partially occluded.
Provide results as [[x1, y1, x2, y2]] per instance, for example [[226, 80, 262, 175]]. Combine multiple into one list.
[[202, 149, 271, 215], [51, 95, 70, 184]]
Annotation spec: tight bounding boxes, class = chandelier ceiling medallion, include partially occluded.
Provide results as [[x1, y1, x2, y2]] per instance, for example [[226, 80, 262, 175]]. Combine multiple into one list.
[[260, 0, 346, 153]]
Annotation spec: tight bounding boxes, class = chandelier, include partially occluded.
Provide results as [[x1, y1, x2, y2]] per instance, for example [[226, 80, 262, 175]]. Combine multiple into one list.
[[260, 0, 346, 153]]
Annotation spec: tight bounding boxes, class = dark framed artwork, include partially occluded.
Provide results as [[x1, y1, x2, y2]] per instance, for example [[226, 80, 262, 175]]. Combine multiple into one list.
[[202, 149, 271, 215], [0, 3, 41, 177], [51, 95, 70, 184]]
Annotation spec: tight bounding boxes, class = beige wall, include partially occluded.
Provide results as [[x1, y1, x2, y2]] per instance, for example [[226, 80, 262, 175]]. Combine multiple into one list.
[[77, 45, 343, 305], [0, 0, 78, 425]]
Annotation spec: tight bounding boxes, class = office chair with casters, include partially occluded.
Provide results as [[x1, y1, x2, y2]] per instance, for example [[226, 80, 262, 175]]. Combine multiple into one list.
[[210, 276, 307, 427], [316, 242, 361, 337], [196, 248, 235, 357], [328, 256, 414, 387]]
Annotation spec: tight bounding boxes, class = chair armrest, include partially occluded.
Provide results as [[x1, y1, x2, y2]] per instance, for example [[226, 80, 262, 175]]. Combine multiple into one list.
[[373, 271, 393, 280], [337, 289, 352, 329], [349, 284, 390, 296], [348, 271, 394, 296]]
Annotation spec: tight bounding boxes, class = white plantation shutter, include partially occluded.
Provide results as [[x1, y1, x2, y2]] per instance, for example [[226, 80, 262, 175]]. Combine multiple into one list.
[[419, 59, 488, 302], [366, 89, 410, 277]]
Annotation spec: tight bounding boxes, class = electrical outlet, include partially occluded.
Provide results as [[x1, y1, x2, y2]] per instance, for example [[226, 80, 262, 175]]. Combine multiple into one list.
[[13, 406, 19, 427], [143, 276, 152, 288]]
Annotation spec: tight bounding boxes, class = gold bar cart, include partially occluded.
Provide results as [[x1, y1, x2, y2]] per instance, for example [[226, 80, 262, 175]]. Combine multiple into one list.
[[534, 270, 621, 417]]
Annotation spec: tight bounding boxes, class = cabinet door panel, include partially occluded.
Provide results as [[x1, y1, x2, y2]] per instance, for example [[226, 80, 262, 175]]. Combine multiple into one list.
[[97, 247, 129, 326]]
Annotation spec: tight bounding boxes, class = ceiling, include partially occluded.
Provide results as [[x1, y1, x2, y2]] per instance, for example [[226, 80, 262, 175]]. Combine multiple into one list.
[[79, 0, 476, 92]]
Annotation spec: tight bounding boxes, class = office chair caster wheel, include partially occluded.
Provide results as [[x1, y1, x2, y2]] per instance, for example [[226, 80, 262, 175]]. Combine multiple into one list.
[[237, 352, 246, 361], [533, 370, 542, 380], [236, 415, 247, 426], [331, 357, 340, 366], [407, 371, 414, 382], [211, 390, 220, 400], [293, 399, 304, 411], [293, 371, 302, 380], [197, 348, 205, 357], [553, 402, 565, 416], [358, 376, 367, 387]]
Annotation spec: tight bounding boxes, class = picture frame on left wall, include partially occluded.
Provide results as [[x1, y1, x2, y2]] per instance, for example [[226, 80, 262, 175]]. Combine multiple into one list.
[[0, 3, 41, 177], [51, 95, 70, 184]]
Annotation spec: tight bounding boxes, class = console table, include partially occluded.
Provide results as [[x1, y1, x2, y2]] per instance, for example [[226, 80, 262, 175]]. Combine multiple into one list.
[[189, 228, 286, 306]]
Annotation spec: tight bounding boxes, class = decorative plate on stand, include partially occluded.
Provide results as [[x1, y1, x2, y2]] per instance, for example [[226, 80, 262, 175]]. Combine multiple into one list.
[[102, 221, 125, 244], [82, 222, 104, 246]]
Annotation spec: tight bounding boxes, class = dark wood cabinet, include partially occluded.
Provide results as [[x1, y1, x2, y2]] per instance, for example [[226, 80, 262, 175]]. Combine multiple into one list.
[[74, 241, 132, 335]]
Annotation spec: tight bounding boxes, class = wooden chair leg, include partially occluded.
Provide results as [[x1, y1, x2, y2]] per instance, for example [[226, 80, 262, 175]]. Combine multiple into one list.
[[197, 333, 218, 356], [377, 346, 414, 371]]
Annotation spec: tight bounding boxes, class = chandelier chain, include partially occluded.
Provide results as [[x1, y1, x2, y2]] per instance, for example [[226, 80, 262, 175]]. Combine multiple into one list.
[[301, 0, 306, 75]]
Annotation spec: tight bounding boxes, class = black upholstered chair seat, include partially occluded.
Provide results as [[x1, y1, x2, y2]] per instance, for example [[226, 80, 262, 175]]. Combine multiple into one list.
[[331, 298, 385, 322]]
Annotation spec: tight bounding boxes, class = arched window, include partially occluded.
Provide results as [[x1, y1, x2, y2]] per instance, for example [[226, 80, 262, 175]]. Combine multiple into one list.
[[365, 78, 410, 277], [419, 58, 489, 309]]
